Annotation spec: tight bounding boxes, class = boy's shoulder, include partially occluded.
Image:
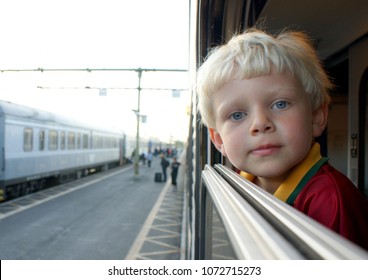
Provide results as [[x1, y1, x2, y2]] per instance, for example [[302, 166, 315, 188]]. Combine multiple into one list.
[[298, 163, 366, 205], [296, 163, 368, 250], [304, 164, 356, 191]]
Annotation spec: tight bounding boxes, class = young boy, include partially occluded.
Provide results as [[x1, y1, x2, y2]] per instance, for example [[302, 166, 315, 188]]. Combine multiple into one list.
[[196, 28, 368, 250]]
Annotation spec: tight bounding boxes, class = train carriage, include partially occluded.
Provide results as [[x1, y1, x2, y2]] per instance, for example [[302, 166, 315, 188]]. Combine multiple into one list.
[[0, 100, 126, 202]]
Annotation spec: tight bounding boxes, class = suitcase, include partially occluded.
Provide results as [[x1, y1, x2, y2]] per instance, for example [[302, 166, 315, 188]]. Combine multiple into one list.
[[154, 172, 162, 182]]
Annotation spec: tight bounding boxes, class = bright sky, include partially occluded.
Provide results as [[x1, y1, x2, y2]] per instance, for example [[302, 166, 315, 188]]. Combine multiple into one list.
[[0, 0, 190, 143]]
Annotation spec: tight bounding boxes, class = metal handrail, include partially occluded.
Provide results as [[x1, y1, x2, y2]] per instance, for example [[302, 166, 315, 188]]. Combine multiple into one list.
[[213, 164, 368, 259], [202, 165, 304, 259]]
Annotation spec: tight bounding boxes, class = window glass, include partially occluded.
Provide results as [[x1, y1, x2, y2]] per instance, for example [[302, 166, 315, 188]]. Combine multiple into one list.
[[77, 133, 81, 149], [48, 130, 58, 150], [60, 131, 66, 150], [97, 136, 102, 148], [92, 136, 97, 149], [83, 134, 89, 149], [103, 137, 107, 148], [68, 132, 75, 149], [39, 130, 45, 151], [24, 128, 33, 151]]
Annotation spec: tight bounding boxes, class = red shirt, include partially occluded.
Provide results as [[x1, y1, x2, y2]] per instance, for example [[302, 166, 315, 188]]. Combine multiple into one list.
[[294, 163, 368, 251]]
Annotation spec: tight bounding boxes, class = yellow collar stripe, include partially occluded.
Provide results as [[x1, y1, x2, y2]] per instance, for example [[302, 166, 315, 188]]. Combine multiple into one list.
[[274, 143, 322, 202], [240, 143, 322, 202]]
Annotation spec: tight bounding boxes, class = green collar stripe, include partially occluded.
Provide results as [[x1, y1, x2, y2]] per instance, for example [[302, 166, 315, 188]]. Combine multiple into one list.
[[286, 157, 329, 205]]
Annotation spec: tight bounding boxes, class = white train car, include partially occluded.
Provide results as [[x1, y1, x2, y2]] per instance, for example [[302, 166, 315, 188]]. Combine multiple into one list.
[[0, 100, 125, 202]]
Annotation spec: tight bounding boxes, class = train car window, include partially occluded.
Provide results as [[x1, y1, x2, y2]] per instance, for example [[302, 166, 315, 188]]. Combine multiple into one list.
[[77, 133, 81, 149], [104, 137, 108, 148], [23, 128, 33, 152], [105, 137, 108, 148], [101, 136, 104, 148], [39, 130, 45, 151], [48, 130, 58, 150], [94, 136, 98, 149], [97, 136, 102, 148], [83, 134, 88, 149], [60, 131, 66, 150], [68, 132, 75, 149], [92, 136, 97, 149]]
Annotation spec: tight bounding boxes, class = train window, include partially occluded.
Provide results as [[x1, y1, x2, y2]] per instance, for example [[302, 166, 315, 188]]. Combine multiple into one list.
[[102, 137, 105, 148], [39, 130, 45, 151], [48, 130, 58, 150], [83, 134, 88, 149], [97, 136, 102, 148], [103, 137, 107, 148], [60, 131, 66, 150], [77, 133, 81, 149], [68, 132, 75, 149], [23, 128, 33, 152], [92, 136, 96, 149]]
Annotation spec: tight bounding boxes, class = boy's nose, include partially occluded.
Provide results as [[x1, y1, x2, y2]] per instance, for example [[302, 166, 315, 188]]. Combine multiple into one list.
[[249, 110, 274, 135]]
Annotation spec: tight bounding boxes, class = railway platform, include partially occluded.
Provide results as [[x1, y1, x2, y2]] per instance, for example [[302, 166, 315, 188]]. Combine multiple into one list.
[[125, 152, 186, 260], [0, 150, 187, 260]]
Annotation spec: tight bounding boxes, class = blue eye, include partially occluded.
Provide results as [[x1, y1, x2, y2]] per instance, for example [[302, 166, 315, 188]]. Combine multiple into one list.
[[230, 112, 245, 121], [272, 100, 289, 110]]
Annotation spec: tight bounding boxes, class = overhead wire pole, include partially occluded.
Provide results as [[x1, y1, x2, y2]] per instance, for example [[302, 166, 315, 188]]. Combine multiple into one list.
[[134, 69, 142, 177], [131, 68, 188, 177], [0, 67, 188, 178]]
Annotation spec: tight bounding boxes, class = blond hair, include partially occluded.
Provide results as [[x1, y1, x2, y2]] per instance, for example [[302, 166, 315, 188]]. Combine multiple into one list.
[[196, 28, 332, 128]]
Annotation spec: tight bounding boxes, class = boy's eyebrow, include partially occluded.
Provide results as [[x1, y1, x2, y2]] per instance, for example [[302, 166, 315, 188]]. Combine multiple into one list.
[[216, 97, 247, 117]]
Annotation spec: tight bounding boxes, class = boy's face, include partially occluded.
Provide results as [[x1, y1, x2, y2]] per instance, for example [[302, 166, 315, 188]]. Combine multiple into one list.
[[209, 71, 327, 186]]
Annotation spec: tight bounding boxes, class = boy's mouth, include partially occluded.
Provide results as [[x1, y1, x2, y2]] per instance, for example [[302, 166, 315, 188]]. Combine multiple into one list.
[[250, 145, 281, 156]]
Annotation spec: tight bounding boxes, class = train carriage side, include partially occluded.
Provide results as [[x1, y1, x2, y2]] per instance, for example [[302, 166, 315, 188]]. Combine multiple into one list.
[[0, 107, 6, 201], [90, 128, 125, 171], [0, 100, 125, 202]]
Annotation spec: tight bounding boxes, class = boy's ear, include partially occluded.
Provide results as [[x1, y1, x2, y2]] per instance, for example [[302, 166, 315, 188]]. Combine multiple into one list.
[[312, 103, 329, 137], [209, 128, 227, 157]]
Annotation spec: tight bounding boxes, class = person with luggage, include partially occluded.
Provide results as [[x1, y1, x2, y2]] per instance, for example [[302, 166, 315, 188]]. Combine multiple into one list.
[[170, 157, 181, 186], [160, 154, 170, 182]]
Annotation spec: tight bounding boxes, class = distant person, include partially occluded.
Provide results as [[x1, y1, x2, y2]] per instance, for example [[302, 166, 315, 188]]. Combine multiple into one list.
[[170, 157, 181, 186], [131, 149, 136, 162], [160, 154, 170, 182], [196, 28, 368, 250], [140, 152, 146, 165], [147, 152, 153, 167]]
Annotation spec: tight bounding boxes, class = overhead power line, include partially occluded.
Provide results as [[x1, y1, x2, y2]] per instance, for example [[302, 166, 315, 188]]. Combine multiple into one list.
[[0, 67, 187, 73]]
